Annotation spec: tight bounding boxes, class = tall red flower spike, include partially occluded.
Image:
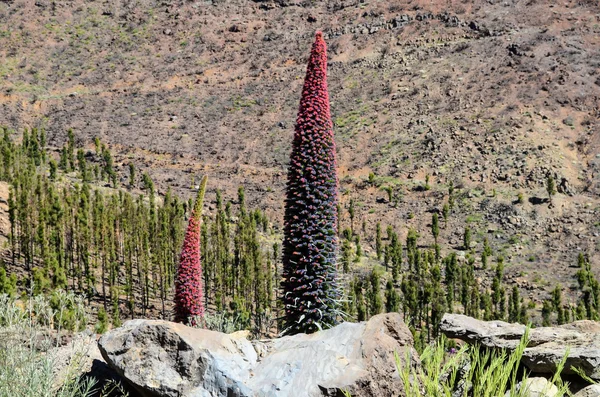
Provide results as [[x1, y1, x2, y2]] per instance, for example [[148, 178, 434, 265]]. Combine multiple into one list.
[[174, 175, 208, 325], [281, 32, 341, 335]]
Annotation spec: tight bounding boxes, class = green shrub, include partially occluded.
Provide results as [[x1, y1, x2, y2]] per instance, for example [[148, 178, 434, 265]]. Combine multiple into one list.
[[368, 172, 376, 184], [191, 311, 246, 334], [96, 307, 108, 334], [49, 290, 88, 332], [0, 292, 126, 397], [0, 268, 17, 297], [32, 267, 51, 296], [396, 330, 571, 397]]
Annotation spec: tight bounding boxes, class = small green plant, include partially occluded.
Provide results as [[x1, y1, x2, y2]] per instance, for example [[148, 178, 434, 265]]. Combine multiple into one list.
[[368, 172, 376, 184], [424, 174, 431, 191], [49, 290, 89, 332], [96, 307, 108, 334], [442, 203, 450, 225], [397, 330, 571, 397], [463, 226, 472, 250], [383, 186, 393, 202], [191, 311, 246, 334], [431, 213, 440, 245], [517, 192, 524, 204], [354, 235, 362, 261], [0, 268, 18, 297], [0, 292, 126, 397]]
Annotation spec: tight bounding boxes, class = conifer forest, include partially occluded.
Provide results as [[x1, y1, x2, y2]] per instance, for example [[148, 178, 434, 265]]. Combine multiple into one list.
[[1, 28, 598, 347]]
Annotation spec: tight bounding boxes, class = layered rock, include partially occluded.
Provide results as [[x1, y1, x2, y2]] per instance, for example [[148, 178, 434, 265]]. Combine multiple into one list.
[[98, 313, 418, 397], [440, 313, 600, 380]]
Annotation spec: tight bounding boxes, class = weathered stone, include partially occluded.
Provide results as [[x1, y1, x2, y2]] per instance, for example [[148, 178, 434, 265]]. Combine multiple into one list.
[[574, 384, 600, 397], [440, 314, 600, 380], [99, 313, 418, 397], [504, 378, 558, 397]]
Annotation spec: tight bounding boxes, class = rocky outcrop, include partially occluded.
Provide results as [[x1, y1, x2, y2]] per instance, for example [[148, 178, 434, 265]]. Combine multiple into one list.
[[440, 313, 600, 380], [98, 313, 418, 397]]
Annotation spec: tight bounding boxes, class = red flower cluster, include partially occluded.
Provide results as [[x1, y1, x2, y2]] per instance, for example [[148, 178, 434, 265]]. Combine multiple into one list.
[[281, 32, 341, 335], [174, 177, 207, 325]]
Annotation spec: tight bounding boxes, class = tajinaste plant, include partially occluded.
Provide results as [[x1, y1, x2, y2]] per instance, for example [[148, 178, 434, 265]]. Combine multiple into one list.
[[174, 175, 208, 325], [281, 32, 341, 335]]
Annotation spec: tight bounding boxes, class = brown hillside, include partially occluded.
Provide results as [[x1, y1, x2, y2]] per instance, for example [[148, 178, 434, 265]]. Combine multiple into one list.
[[1, 0, 599, 305]]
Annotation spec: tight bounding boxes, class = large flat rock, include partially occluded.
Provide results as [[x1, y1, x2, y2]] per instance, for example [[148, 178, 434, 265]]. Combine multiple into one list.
[[98, 313, 418, 397], [440, 313, 600, 379]]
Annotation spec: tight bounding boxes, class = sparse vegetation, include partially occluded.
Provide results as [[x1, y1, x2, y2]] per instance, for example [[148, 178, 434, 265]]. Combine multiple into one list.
[[397, 330, 571, 397], [0, 292, 127, 397]]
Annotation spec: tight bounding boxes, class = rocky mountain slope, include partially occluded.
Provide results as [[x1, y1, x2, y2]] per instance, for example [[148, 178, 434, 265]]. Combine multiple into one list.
[[0, 0, 599, 306]]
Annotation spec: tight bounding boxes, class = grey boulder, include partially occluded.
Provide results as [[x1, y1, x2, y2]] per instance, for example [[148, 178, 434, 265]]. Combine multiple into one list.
[[574, 385, 600, 397], [98, 313, 418, 397], [503, 378, 558, 397], [440, 313, 600, 380]]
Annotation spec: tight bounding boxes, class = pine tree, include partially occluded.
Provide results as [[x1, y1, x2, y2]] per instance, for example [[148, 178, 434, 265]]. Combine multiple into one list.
[[463, 226, 471, 250], [385, 279, 400, 313], [429, 264, 446, 338], [508, 286, 521, 323], [128, 163, 136, 188], [67, 129, 76, 172], [424, 174, 431, 191], [491, 256, 506, 320], [552, 284, 565, 324], [353, 277, 366, 321], [59, 146, 68, 171], [482, 237, 492, 270], [448, 181, 455, 209], [375, 222, 382, 260], [442, 203, 449, 226], [354, 235, 362, 261], [341, 238, 352, 273], [348, 199, 355, 235], [546, 174, 557, 203], [367, 269, 383, 316], [77, 149, 89, 182], [431, 213, 439, 245], [389, 232, 402, 283], [49, 159, 57, 181], [542, 300, 553, 326], [174, 176, 208, 325], [281, 32, 341, 334], [445, 253, 458, 311]]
